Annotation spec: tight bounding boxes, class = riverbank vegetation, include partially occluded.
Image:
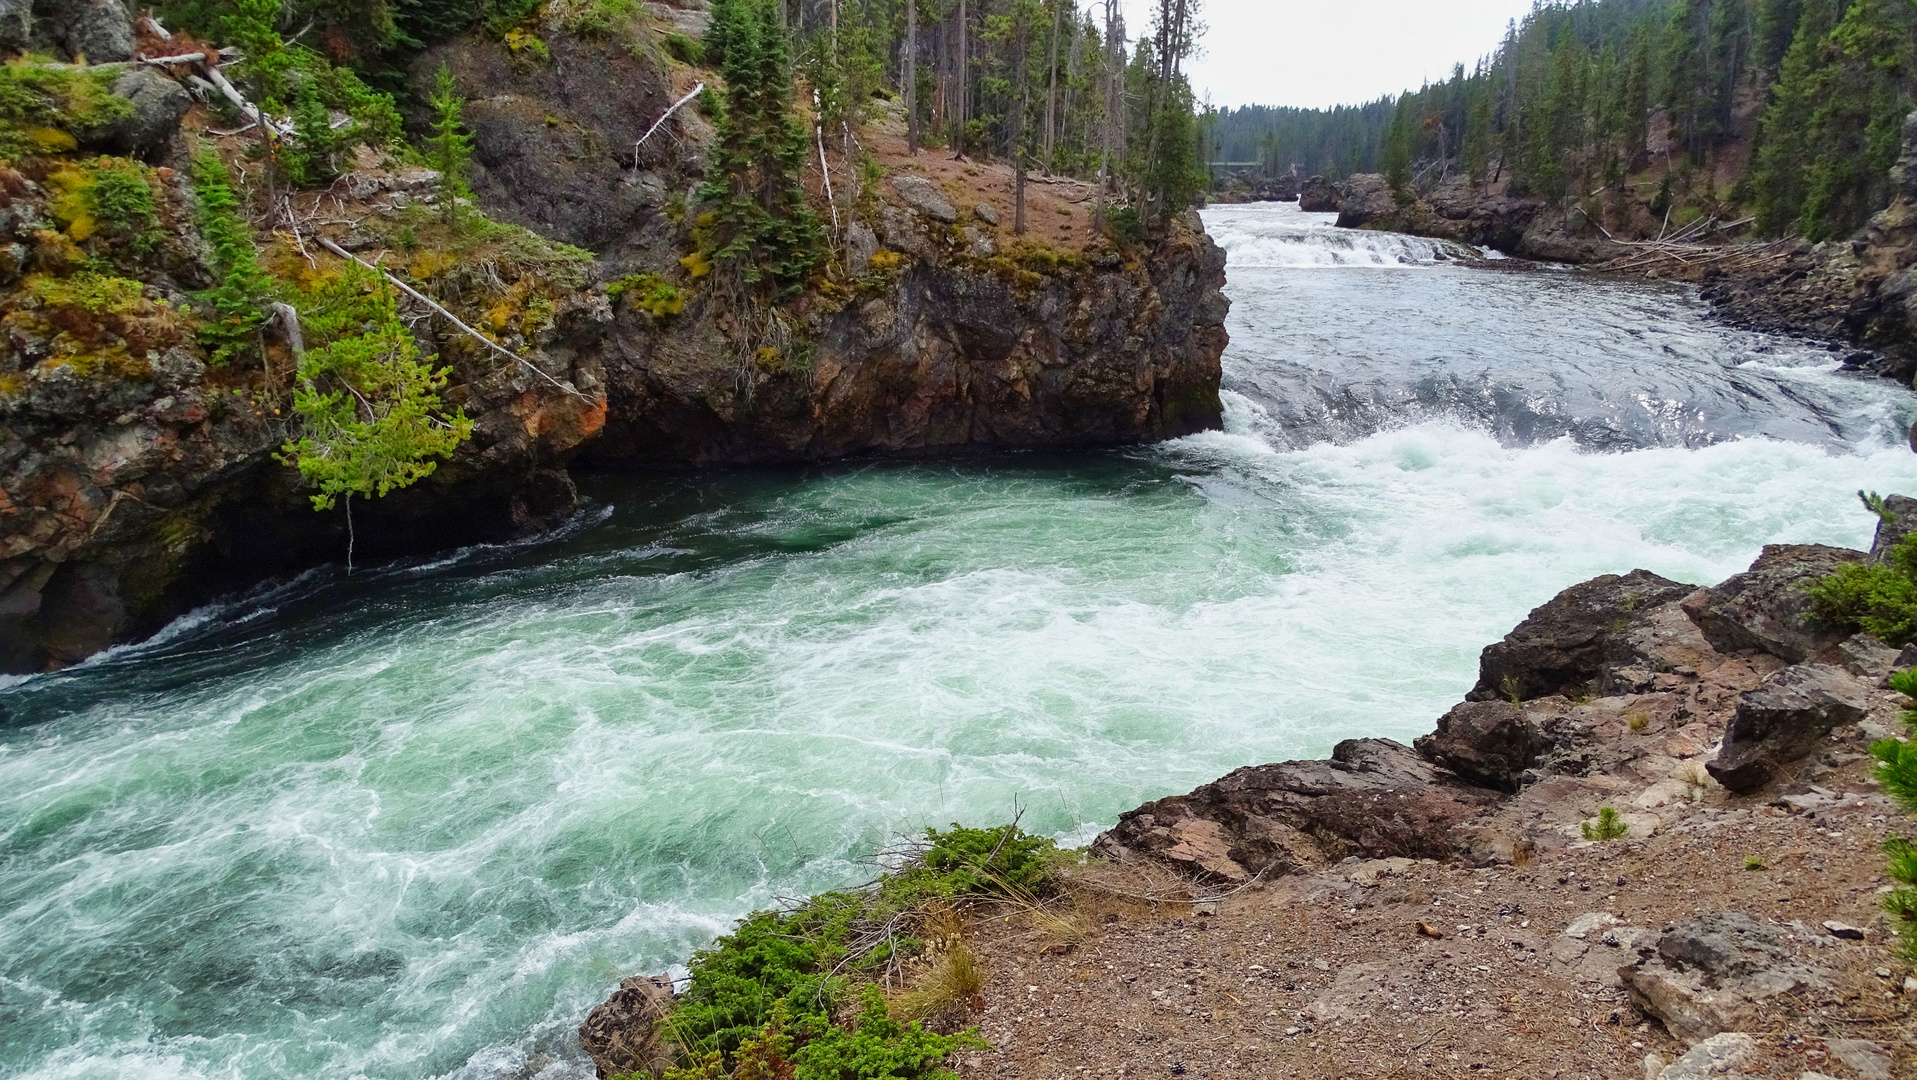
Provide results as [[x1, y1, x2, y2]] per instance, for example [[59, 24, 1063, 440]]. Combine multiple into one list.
[[620, 823, 1058, 1080], [1213, 0, 1917, 242]]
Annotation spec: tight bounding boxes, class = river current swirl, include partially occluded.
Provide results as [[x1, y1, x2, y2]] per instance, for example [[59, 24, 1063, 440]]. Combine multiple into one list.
[[4, 203, 1917, 1080]]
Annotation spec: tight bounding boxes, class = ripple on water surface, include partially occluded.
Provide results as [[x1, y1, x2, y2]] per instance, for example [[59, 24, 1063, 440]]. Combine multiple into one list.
[[4, 204, 1917, 1080]]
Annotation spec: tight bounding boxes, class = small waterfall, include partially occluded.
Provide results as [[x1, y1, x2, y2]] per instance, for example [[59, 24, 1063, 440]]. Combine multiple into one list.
[[1206, 202, 1482, 268]]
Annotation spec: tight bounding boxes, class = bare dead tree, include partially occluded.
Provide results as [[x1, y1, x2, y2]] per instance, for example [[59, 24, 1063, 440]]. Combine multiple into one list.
[[1042, 0, 1062, 173], [905, 0, 919, 153]]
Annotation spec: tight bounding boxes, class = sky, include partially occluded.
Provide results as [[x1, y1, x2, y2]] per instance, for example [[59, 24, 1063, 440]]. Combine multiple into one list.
[[1112, 0, 1542, 111]]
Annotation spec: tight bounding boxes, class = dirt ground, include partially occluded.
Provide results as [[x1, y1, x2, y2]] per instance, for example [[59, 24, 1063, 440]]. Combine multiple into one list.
[[952, 758, 1914, 1080]]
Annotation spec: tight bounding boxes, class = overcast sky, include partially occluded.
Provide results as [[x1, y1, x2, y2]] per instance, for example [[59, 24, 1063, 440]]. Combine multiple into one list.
[[1110, 0, 1542, 110]]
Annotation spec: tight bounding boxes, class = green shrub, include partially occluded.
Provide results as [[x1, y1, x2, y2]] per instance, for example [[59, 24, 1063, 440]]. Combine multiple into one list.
[[1100, 205, 1145, 247], [280, 259, 473, 511], [1581, 807, 1628, 841], [190, 151, 274, 366], [658, 821, 1049, 1070], [917, 823, 1056, 897], [0, 60, 133, 160], [1880, 669, 1917, 960], [665, 32, 705, 65], [84, 158, 166, 254]]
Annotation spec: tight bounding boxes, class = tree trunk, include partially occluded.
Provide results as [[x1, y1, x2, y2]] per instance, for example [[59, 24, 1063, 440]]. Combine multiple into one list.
[[953, 0, 967, 159], [1042, 0, 1062, 174], [905, 0, 918, 153], [1015, 8, 1029, 234]]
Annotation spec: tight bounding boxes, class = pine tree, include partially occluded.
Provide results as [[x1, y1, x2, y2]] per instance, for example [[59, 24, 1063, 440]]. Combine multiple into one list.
[[424, 64, 473, 222], [1382, 94, 1413, 196], [698, 0, 823, 295]]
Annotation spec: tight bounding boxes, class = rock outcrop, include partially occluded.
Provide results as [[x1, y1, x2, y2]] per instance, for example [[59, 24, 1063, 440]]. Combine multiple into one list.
[[0, 10, 1232, 672], [1297, 175, 1341, 213], [1096, 532, 1905, 882], [583, 210, 1228, 464], [1413, 701, 1550, 792], [1681, 544, 1860, 662], [1706, 662, 1872, 791], [1620, 913, 1831, 1044], [1092, 738, 1502, 881], [578, 974, 677, 1079], [1467, 569, 1699, 703]]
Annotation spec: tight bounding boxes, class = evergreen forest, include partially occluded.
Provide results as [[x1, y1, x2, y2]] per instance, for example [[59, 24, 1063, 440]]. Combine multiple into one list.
[[1210, 0, 1917, 240]]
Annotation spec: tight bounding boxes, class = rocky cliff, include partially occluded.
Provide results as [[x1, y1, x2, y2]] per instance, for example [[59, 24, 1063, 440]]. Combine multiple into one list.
[[0, 6, 1228, 673]]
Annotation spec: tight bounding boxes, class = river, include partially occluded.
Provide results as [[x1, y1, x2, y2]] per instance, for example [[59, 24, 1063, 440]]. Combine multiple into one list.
[[4, 203, 1916, 1080]]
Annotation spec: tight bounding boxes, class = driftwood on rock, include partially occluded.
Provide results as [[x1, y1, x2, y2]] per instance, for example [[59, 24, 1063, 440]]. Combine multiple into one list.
[[632, 81, 704, 168]]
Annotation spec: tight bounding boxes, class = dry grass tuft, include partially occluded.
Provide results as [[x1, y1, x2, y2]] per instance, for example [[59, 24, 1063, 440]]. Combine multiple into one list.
[[892, 940, 985, 1030]]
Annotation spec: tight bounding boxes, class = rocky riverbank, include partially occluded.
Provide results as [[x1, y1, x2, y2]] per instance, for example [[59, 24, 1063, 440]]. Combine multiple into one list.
[[0, 1, 1228, 673], [1321, 113, 1917, 389], [583, 505, 1917, 1079]]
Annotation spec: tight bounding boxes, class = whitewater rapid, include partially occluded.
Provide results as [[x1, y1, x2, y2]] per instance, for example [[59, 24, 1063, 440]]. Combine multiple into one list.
[[3, 204, 1916, 1080]]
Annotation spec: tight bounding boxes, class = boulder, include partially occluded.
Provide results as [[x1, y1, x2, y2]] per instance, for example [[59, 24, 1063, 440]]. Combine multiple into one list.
[[578, 973, 676, 1079], [1469, 569, 1698, 702], [1298, 174, 1341, 213], [31, 0, 133, 61], [891, 175, 958, 223], [1093, 738, 1502, 881], [1681, 544, 1863, 662], [1414, 700, 1549, 792], [76, 67, 192, 157], [973, 201, 1000, 227], [1620, 913, 1829, 1044], [1334, 173, 1397, 229], [1706, 663, 1871, 792], [0, 0, 30, 54], [1867, 493, 1917, 563], [845, 221, 878, 274], [1652, 1033, 1756, 1080]]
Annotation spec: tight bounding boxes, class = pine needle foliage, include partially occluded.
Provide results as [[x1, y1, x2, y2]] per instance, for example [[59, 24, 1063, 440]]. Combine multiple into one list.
[[1876, 669, 1917, 959], [654, 823, 1046, 1074], [696, 0, 823, 298], [1581, 806, 1629, 841], [279, 259, 472, 510], [1807, 532, 1917, 646], [425, 64, 475, 222], [190, 152, 274, 366]]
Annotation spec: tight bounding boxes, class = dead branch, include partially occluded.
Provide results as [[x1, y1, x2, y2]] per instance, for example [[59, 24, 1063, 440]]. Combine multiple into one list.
[[314, 236, 594, 402], [633, 81, 705, 169]]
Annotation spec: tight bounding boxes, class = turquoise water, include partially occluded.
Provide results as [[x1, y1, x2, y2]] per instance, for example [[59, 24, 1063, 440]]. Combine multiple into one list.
[[6, 206, 1917, 1080]]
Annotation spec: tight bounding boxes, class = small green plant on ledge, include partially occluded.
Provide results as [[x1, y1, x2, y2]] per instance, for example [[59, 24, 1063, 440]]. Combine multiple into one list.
[[1581, 807, 1628, 841], [1742, 854, 1767, 871], [606, 272, 685, 319], [1878, 669, 1917, 960], [1806, 492, 1917, 646]]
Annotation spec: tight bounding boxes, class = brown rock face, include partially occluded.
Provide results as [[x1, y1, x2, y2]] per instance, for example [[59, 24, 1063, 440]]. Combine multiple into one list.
[[1091, 738, 1502, 882], [578, 974, 677, 1079], [583, 217, 1229, 464], [412, 30, 695, 256], [1468, 569, 1698, 702], [1681, 544, 1862, 662], [1706, 662, 1872, 792], [1414, 701, 1551, 793], [1297, 175, 1341, 213]]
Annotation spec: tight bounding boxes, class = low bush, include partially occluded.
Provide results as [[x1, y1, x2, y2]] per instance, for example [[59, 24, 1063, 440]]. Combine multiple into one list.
[[1806, 493, 1917, 645], [646, 822, 1051, 1078]]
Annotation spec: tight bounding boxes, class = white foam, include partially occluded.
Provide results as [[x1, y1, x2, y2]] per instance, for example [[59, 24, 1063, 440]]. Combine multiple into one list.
[[1204, 201, 1476, 269]]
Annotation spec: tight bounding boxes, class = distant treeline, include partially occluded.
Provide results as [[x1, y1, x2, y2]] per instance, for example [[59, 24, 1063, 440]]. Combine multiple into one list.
[[1210, 0, 1917, 239]]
